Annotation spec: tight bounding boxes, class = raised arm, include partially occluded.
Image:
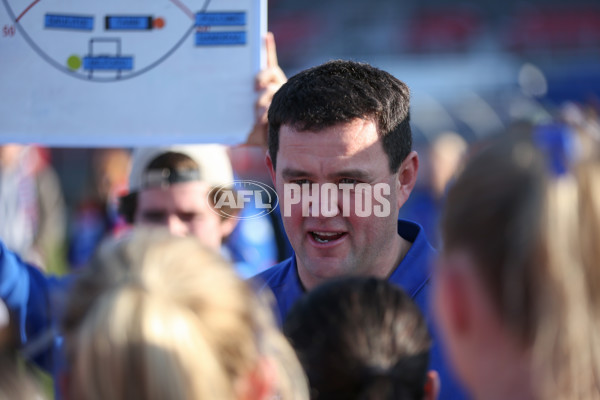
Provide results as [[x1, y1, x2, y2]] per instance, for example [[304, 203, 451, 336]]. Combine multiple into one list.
[[245, 32, 287, 148]]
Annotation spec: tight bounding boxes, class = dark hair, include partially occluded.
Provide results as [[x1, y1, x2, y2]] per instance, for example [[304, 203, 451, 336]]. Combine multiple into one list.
[[268, 60, 412, 172], [119, 152, 238, 223], [283, 277, 430, 400]]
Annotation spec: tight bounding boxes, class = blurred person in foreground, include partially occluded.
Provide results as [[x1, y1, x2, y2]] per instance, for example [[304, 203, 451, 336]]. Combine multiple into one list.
[[433, 135, 600, 400], [251, 59, 468, 399], [284, 276, 439, 400], [61, 228, 308, 400]]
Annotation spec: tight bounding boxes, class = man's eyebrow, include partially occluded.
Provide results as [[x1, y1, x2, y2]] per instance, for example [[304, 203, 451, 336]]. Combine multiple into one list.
[[281, 168, 311, 180], [330, 169, 372, 181]]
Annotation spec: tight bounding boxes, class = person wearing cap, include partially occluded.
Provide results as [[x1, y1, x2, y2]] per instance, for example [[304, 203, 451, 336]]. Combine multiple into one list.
[[120, 144, 239, 251], [119, 144, 281, 277]]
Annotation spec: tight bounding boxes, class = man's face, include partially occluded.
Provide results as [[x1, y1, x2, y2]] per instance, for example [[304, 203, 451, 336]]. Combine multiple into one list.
[[267, 118, 413, 289], [135, 181, 231, 251]]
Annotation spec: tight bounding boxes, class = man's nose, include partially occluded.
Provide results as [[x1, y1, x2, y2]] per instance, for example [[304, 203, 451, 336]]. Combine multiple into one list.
[[166, 215, 189, 237], [304, 183, 341, 218]]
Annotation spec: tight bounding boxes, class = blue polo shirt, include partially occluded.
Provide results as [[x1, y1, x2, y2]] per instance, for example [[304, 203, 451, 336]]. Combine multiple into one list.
[[252, 219, 469, 400]]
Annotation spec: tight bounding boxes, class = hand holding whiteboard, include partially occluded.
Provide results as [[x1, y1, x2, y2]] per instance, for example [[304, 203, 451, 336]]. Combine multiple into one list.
[[0, 0, 267, 146]]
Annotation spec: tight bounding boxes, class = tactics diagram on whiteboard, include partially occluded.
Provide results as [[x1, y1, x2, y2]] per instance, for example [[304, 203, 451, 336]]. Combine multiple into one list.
[[0, 0, 266, 145]]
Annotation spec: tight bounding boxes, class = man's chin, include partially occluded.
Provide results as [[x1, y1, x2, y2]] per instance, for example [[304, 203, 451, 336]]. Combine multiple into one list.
[[297, 255, 356, 286]]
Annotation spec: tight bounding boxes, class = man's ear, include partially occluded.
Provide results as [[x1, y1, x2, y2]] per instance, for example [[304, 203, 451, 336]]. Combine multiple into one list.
[[219, 216, 239, 240], [265, 153, 276, 185], [434, 254, 472, 341], [236, 357, 277, 400], [423, 370, 440, 400], [396, 151, 419, 209]]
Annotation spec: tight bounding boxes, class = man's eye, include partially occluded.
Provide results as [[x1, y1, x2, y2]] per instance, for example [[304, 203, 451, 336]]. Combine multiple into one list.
[[178, 212, 200, 223], [339, 178, 359, 185], [292, 179, 311, 185], [142, 212, 166, 223]]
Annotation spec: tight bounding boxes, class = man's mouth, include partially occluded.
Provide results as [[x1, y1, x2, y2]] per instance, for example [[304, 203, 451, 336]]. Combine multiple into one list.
[[310, 231, 346, 244]]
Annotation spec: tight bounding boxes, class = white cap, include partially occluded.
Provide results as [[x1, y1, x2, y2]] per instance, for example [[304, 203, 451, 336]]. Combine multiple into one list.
[[128, 144, 233, 193]]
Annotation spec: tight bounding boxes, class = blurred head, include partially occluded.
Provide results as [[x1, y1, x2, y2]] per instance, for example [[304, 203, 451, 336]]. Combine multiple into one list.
[[91, 148, 131, 201], [434, 137, 545, 399], [434, 135, 600, 399], [62, 228, 309, 400], [284, 277, 438, 400], [428, 131, 467, 198], [265, 61, 418, 289], [0, 144, 25, 168], [119, 145, 238, 251]]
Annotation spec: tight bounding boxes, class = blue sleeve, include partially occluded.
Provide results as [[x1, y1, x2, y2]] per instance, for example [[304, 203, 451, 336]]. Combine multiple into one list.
[[0, 241, 72, 372]]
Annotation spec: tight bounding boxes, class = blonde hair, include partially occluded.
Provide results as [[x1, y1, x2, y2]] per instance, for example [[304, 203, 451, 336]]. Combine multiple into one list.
[[535, 159, 600, 399], [442, 136, 600, 399], [62, 228, 308, 400]]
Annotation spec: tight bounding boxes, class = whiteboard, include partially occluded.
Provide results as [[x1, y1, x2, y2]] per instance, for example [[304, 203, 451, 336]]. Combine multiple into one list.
[[0, 0, 267, 146]]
